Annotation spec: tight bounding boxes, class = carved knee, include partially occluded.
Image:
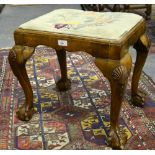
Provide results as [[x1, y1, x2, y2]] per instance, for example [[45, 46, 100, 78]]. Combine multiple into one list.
[[8, 45, 34, 65], [112, 65, 129, 85]]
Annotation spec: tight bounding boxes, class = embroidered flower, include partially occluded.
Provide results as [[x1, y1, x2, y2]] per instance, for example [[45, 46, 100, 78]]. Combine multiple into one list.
[[55, 24, 70, 29]]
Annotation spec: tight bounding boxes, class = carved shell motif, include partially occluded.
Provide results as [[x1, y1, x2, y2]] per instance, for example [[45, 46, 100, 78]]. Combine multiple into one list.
[[112, 65, 128, 84]]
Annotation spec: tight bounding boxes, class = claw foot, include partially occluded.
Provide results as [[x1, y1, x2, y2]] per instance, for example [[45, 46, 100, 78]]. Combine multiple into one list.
[[107, 127, 127, 149], [132, 90, 147, 107], [56, 78, 71, 91], [16, 104, 36, 121]]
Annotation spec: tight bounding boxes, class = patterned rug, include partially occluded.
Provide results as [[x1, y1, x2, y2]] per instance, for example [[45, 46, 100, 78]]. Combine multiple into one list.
[[0, 46, 155, 150]]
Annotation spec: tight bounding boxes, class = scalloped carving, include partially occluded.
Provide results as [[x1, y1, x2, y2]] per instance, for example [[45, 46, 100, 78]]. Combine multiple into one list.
[[112, 65, 128, 84]]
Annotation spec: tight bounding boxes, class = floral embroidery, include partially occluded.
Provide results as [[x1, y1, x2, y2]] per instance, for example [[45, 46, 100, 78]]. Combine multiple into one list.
[[20, 9, 143, 40], [55, 24, 70, 29]]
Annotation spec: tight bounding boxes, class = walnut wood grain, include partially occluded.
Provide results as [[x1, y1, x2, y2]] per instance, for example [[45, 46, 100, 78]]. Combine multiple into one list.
[[132, 34, 150, 107], [8, 45, 35, 121]]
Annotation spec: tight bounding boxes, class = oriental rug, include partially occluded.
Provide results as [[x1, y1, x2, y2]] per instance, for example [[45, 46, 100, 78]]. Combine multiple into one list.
[[0, 46, 155, 150]]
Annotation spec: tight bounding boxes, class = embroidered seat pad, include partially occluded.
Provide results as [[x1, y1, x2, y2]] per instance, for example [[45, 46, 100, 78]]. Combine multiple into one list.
[[19, 9, 143, 41]]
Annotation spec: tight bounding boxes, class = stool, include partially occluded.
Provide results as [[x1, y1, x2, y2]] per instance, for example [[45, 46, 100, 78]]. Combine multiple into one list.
[[8, 9, 150, 149]]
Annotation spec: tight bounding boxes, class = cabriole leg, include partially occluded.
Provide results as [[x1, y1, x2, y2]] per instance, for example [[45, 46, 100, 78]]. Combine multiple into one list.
[[95, 53, 132, 149], [132, 34, 150, 107], [108, 65, 129, 149], [8, 45, 35, 121], [56, 49, 71, 91]]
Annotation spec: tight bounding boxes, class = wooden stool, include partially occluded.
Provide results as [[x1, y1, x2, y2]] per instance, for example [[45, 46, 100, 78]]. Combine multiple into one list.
[[8, 9, 150, 149]]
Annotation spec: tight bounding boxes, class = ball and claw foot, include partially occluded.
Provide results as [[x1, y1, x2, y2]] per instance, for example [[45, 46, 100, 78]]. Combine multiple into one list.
[[16, 104, 36, 121], [56, 78, 71, 91], [132, 90, 147, 107], [107, 127, 127, 149]]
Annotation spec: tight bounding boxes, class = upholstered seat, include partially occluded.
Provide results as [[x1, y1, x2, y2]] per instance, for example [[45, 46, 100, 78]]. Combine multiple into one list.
[[19, 9, 143, 41]]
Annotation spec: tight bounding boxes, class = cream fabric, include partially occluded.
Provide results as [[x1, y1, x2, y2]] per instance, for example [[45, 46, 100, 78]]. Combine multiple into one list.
[[19, 9, 143, 41]]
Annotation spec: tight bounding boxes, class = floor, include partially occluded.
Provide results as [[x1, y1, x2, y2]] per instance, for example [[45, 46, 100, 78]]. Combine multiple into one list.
[[0, 4, 155, 81]]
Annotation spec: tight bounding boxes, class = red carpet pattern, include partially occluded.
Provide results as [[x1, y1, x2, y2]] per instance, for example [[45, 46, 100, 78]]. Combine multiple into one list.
[[0, 46, 155, 150]]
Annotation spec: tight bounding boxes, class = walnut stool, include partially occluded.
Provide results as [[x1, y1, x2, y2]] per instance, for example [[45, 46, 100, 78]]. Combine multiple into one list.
[[8, 9, 150, 149]]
